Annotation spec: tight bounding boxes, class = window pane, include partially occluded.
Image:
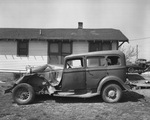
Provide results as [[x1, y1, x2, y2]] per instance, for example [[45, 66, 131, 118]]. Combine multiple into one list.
[[106, 56, 120, 66], [20, 43, 27, 49], [18, 41, 28, 56], [66, 59, 83, 69], [62, 43, 71, 54], [99, 57, 106, 66], [19, 49, 27, 55], [89, 42, 102, 52], [102, 42, 111, 50], [87, 58, 99, 67], [50, 43, 59, 53], [87, 57, 106, 67]]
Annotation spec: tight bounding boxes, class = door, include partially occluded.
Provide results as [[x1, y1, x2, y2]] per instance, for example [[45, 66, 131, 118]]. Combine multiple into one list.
[[61, 58, 86, 91], [86, 56, 107, 89], [48, 41, 72, 64]]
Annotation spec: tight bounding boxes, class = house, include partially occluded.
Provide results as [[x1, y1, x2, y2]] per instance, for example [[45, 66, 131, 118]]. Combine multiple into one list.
[[0, 22, 128, 71]]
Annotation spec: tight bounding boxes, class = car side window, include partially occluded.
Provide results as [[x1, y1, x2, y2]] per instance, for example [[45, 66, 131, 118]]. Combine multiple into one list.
[[66, 58, 83, 69], [106, 56, 121, 66], [87, 56, 106, 67]]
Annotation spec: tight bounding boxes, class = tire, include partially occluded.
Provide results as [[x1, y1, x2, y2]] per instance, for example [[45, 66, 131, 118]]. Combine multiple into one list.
[[12, 83, 35, 105], [102, 84, 122, 103], [128, 67, 134, 73]]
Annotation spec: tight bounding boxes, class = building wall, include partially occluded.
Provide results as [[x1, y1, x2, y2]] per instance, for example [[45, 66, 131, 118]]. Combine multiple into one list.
[[0, 40, 47, 71], [0, 40, 118, 71], [28, 41, 47, 66], [72, 41, 88, 54], [112, 41, 118, 50]]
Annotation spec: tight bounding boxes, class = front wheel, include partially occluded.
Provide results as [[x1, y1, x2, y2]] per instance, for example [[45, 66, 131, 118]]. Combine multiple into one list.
[[102, 84, 122, 103], [12, 83, 35, 105]]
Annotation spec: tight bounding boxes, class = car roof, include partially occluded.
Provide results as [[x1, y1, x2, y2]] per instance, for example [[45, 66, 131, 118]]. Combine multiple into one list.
[[65, 50, 124, 59]]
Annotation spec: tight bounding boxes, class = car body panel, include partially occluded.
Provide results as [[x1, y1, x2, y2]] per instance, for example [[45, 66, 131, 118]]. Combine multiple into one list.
[[86, 67, 107, 89], [97, 75, 130, 93], [62, 68, 86, 91]]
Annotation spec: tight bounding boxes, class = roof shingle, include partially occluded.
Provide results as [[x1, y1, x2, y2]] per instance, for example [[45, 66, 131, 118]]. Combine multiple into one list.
[[0, 28, 128, 42]]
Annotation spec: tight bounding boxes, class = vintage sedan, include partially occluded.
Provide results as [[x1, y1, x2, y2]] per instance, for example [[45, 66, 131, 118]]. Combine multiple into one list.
[[5, 50, 130, 105]]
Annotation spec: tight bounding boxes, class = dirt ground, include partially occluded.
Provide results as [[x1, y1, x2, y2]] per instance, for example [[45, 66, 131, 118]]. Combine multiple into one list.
[[1, 73, 150, 120]]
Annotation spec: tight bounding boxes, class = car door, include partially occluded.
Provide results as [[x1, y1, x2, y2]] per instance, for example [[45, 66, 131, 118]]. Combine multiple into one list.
[[86, 56, 107, 89], [61, 57, 86, 91]]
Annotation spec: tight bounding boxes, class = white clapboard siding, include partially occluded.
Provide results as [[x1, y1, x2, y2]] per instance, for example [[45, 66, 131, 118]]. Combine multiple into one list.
[[112, 41, 117, 50], [73, 41, 88, 54], [0, 41, 48, 71]]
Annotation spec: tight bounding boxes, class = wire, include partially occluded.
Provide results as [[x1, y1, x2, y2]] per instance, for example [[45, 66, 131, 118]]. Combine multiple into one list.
[[130, 37, 150, 41]]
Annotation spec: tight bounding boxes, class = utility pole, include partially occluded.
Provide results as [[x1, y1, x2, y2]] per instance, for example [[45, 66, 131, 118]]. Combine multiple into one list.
[[136, 45, 138, 60]]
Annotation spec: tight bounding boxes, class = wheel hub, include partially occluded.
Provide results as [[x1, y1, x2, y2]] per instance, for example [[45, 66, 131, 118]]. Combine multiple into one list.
[[17, 88, 29, 100], [20, 92, 29, 100], [108, 90, 116, 98]]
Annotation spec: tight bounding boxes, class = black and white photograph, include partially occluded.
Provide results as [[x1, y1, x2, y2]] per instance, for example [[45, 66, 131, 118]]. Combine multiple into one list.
[[0, 0, 150, 120]]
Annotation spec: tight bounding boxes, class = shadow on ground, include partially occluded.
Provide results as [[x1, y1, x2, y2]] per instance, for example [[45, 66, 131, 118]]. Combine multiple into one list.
[[121, 91, 145, 102], [33, 91, 145, 104]]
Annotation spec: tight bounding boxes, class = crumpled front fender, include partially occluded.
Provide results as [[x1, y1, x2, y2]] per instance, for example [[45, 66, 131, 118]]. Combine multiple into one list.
[[4, 74, 36, 94], [15, 74, 36, 84]]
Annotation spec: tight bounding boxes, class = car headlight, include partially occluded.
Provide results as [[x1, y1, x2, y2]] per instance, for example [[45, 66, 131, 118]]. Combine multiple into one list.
[[26, 65, 31, 74]]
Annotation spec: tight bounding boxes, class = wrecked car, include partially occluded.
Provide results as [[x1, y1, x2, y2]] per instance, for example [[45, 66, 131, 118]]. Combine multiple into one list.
[[5, 50, 130, 105], [127, 59, 150, 74]]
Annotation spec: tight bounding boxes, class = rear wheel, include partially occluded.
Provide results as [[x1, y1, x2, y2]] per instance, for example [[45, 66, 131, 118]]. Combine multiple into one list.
[[102, 84, 122, 103], [12, 83, 35, 105]]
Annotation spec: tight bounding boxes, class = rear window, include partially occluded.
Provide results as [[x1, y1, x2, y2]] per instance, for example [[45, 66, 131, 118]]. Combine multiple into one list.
[[87, 56, 105, 67], [106, 56, 121, 66]]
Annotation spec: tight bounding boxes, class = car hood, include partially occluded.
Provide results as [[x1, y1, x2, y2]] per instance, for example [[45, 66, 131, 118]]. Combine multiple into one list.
[[27, 64, 63, 73]]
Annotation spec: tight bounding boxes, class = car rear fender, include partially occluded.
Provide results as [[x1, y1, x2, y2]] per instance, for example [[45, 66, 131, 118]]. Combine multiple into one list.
[[97, 75, 129, 94]]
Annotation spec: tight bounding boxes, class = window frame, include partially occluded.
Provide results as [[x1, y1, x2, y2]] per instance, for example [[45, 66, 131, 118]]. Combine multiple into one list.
[[48, 41, 72, 64], [86, 56, 106, 68], [89, 41, 112, 52], [65, 58, 84, 69], [106, 55, 121, 66], [17, 40, 29, 56]]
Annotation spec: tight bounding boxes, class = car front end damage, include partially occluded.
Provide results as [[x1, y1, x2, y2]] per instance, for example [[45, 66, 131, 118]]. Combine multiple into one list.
[[5, 64, 63, 95]]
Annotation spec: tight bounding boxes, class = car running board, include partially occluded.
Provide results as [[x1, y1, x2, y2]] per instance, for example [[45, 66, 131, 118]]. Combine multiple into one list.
[[53, 92, 100, 98]]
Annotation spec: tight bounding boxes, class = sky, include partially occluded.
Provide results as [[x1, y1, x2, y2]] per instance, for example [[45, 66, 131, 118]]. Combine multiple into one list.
[[0, 0, 150, 61]]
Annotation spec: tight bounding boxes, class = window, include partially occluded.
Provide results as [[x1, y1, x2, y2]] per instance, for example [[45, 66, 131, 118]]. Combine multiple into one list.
[[106, 56, 121, 66], [17, 41, 29, 56], [62, 43, 71, 54], [102, 42, 111, 50], [89, 41, 112, 52], [87, 57, 99, 67], [48, 41, 72, 64], [89, 42, 102, 52], [61, 43, 72, 64], [87, 57, 105, 67], [66, 58, 83, 69], [50, 43, 59, 53]]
